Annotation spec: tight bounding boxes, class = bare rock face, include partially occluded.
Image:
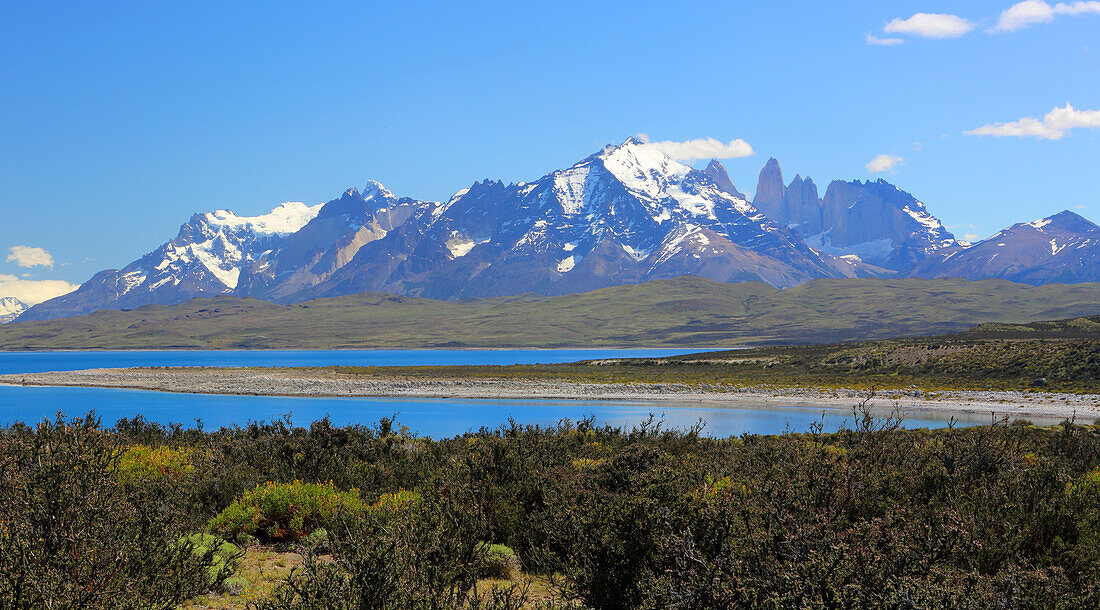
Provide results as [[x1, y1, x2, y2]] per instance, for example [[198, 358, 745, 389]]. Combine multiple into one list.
[[703, 159, 747, 200], [812, 179, 956, 270], [752, 158, 786, 222], [747, 158, 957, 272], [783, 175, 823, 235]]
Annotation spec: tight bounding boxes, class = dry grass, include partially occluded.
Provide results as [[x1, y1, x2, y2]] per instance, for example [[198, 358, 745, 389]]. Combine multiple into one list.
[[180, 548, 302, 610]]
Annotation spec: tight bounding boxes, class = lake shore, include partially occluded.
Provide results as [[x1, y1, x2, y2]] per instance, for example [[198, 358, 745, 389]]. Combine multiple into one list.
[[3, 367, 1099, 422]]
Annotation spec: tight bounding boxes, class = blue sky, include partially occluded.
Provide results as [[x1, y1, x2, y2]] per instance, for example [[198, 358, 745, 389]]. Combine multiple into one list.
[[0, 1, 1097, 302]]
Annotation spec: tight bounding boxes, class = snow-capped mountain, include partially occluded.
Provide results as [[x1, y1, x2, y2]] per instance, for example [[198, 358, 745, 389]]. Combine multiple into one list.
[[238, 182, 431, 302], [0, 297, 27, 324], [285, 138, 860, 301], [751, 158, 958, 271], [910, 211, 1100, 285], [17, 201, 324, 321], [16, 138, 1100, 323]]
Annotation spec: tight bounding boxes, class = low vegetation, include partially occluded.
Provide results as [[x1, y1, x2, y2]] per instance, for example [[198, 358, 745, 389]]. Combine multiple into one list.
[[4, 276, 1100, 349], [308, 314, 1100, 394], [4, 410, 1100, 607]]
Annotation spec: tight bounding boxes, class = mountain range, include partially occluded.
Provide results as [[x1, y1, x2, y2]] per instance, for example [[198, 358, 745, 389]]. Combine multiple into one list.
[[13, 138, 1100, 322]]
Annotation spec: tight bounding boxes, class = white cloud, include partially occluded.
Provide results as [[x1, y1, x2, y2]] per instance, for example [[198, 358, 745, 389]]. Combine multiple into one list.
[[992, 0, 1057, 31], [638, 135, 754, 162], [0, 274, 78, 306], [865, 33, 904, 45], [866, 154, 904, 173], [884, 13, 974, 38], [7, 246, 54, 269], [1076, 204, 1087, 209], [965, 103, 1100, 139], [964, 233, 981, 241], [992, 1, 1100, 32]]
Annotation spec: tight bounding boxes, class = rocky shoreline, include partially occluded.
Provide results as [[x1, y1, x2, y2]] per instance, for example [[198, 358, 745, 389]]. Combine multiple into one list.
[[2, 367, 1099, 422]]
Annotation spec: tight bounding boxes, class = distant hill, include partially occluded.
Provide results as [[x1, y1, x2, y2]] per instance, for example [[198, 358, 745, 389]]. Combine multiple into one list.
[[3, 276, 1100, 350]]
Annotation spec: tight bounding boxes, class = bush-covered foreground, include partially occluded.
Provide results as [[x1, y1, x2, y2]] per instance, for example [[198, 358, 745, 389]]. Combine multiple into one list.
[[5, 411, 1100, 608]]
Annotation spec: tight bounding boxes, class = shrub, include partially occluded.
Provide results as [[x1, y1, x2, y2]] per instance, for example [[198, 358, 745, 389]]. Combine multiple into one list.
[[0, 414, 219, 608], [113, 444, 199, 483], [207, 481, 364, 543], [172, 533, 242, 592], [477, 543, 521, 580], [255, 486, 485, 609]]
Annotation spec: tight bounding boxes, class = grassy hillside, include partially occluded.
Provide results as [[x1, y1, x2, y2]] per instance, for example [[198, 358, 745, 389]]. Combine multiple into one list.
[[318, 314, 1100, 393], [3, 276, 1100, 349]]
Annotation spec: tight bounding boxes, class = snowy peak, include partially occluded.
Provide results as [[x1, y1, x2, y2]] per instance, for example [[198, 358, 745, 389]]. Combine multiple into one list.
[[0, 297, 27, 323], [1020, 210, 1098, 234], [362, 180, 397, 206], [596, 138, 693, 196], [203, 201, 322, 237]]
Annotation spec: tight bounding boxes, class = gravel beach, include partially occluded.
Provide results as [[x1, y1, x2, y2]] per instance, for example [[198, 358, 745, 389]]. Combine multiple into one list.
[[3, 367, 1099, 422]]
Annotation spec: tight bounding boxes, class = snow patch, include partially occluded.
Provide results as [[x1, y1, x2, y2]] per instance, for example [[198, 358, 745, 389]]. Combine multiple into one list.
[[119, 270, 146, 294], [902, 204, 942, 232], [205, 201, 321, 236], [621, 244, 650, 261], [553, 165, 598, 215], [447, 236, 491, 258], [804, 231, 894, 262], [557, 255, 582, 273]]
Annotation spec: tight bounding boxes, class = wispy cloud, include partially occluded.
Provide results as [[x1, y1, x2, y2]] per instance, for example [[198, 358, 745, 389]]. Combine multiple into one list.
[[0, 273, 77, 306], [6, 246, 54, 269], [638, 135, 754, 162], [991, 0, 1100, 32], [965, 103, 1100, 139], [866, 154, 904, 174], [964, 233, 981, 241], [865, 33, 904, 45], [884, 13, 974, 38]]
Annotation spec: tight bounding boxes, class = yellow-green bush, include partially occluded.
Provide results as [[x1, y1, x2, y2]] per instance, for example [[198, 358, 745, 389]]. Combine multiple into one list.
[[207, 481, 364, 543], [113, 444, 200, 483], [172, 533, 242, 592]]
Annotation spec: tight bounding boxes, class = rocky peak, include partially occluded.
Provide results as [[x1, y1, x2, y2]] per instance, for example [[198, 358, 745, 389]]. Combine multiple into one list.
[[753, 158, 786, 221], [362, 180, 396, 204], [703, 159, 746, 199]]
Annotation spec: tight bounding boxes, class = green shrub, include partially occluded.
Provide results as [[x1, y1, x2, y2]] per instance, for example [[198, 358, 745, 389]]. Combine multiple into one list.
[[207, 480, 364, 543], [477, 543, 521, 580], [255, 486, 485, 609], [0, 414, 219, 608], [172, 533, 242, 592]]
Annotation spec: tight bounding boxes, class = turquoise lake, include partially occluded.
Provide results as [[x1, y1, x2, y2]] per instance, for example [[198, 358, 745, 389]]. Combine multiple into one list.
[[0, 349, 1059, 437]]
